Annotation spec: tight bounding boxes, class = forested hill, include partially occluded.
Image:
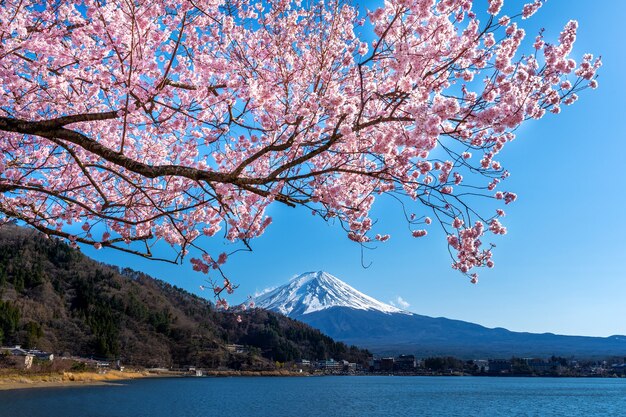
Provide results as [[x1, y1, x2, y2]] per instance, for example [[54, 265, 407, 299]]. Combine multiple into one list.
[[0, 224, 369, 368]]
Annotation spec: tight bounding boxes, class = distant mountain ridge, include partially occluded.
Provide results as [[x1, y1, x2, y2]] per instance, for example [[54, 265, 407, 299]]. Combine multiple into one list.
[[255, 271, 626, 359]]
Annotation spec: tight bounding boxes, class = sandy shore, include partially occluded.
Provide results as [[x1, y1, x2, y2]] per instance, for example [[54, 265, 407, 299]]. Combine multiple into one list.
[[0, 370, 163, 391]]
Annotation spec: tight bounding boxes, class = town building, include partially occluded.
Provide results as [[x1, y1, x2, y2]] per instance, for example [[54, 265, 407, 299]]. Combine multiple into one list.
[[315, 359, 343, 371], [225, 344, 248, 354], [524, 358, 563, 374], [380, 357, 395, 372], [395, 355, 416, 371], [473, 360, 489, 373], [488, 359, 512, 374], [27, 349, 54, 361], [0, 346, 34, 369]]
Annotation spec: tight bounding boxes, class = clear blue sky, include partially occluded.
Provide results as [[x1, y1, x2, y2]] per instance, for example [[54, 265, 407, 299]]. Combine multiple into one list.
[[83, 0, 626, 337]]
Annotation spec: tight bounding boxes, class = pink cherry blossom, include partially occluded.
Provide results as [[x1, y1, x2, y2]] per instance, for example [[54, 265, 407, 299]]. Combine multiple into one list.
[[376, 234, 391, 242], [0, 0, 598, 287], [522, 1, 543, 19], [488, 0, 504, 16]]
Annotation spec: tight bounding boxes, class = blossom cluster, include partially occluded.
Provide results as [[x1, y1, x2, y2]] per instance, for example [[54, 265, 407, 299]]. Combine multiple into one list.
[[0, 0, 599, 284]]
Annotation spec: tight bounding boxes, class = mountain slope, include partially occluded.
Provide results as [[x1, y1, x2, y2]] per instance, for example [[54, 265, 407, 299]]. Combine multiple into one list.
[[0, 225, 370, 367], [255, 271, 626, 359]]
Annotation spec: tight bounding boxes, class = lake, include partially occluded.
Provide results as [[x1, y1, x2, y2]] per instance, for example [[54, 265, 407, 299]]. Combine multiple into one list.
[[1, 376, 626, 416]]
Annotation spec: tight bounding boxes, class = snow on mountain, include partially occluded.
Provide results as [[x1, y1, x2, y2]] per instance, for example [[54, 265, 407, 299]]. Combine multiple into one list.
[[253, 271, 412, 316]]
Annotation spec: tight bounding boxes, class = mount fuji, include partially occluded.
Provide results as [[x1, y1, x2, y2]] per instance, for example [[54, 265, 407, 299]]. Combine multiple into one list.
[[254, 271, 409, 316], [254, 271, 626, 358]]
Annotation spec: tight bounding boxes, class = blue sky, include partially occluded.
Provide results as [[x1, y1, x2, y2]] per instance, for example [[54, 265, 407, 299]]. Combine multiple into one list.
[[84, 0, 626, 337]]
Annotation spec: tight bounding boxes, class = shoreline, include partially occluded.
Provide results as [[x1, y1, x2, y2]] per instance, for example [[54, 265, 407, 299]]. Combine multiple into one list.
[[2, 369, 621, 391], [202, 370, 307, 377], [0, 370, 172, 391], [0, 369, 308, 391]]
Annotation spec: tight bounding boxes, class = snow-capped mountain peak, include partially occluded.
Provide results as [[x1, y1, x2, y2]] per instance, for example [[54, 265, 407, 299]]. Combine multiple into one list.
[[253, 271, 412, 316]]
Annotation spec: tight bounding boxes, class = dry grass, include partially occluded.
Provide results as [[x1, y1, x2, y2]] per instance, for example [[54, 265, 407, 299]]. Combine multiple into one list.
[[0, 370, 154, 390]]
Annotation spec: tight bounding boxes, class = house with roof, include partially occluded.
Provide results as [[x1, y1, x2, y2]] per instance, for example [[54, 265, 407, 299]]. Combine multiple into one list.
[[0, 345, 34, 369]]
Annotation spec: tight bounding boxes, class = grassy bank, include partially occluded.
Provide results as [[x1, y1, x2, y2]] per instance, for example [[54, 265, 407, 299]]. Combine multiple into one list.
[[0, 370, 167, 391]]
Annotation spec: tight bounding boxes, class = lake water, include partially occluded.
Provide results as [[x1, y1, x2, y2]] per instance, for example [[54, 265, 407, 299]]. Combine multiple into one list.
[[1, 376, 626, 416]]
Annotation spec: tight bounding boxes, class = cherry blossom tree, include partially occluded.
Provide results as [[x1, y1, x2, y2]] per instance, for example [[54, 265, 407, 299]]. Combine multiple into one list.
[[0, 0, 600, 293]]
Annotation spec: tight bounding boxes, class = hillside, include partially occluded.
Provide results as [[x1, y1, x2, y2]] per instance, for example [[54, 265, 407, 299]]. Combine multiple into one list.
[[0, 225, 369, 368]]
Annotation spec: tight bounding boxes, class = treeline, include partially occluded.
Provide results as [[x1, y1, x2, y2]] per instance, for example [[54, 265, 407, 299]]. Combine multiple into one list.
[[420, 355, 605, 376], [0, 300, 19, 346], [0, 224, 369, 369]]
